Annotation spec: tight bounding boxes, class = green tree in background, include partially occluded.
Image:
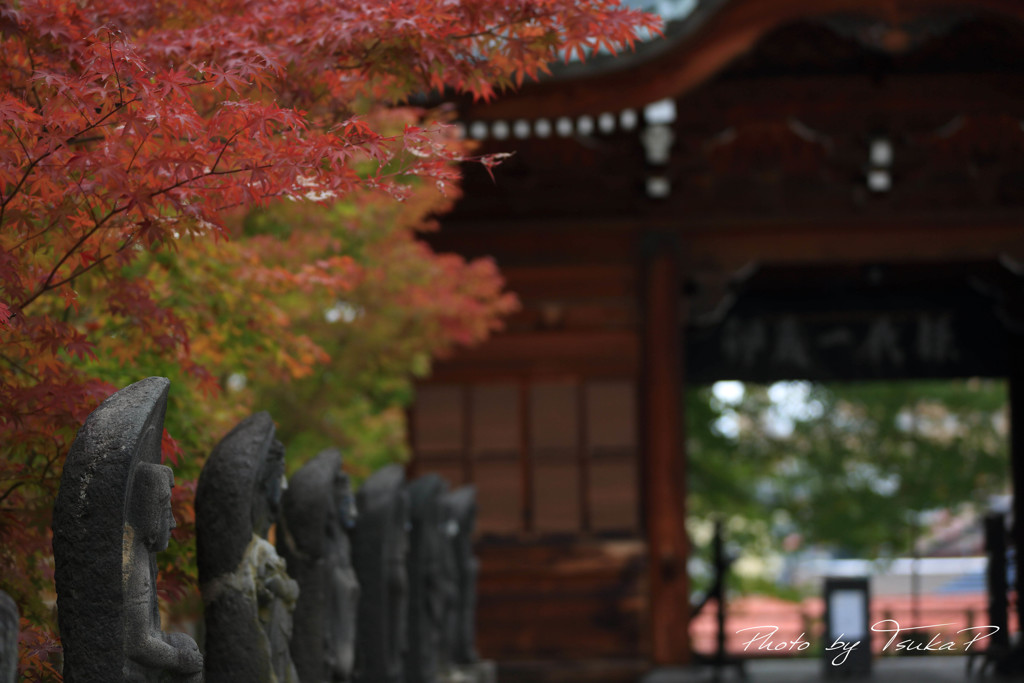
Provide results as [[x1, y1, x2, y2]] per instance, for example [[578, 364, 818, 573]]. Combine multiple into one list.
[[688, 379, 1009, 565]]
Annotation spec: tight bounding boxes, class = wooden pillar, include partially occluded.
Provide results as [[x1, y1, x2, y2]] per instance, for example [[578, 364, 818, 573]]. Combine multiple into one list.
[[642, 235, 691, 664], [1009, 349, 1024, 636]]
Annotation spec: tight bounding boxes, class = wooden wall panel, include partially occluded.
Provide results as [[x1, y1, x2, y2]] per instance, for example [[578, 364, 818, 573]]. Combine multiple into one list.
[[475, 541, 648, 660]]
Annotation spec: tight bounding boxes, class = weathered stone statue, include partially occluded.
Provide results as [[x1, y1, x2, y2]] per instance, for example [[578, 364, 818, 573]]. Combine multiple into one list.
[[278, 449, 360, 683], [403, 474, 448, 683], [53, 377, 203, 682], [352, 465, 409, 683], [435, 503, 458, 679], [441, 486, 495, 683], [0, 590, 18, 683], [444, 486, 480, 666], [197, 412, 300, 683]]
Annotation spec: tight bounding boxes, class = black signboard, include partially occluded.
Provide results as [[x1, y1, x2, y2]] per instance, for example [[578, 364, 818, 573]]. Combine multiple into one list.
[[686, 263, 1017, 383]]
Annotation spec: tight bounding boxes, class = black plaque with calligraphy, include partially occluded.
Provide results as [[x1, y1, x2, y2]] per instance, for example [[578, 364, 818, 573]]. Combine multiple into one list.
[[687, 262, 1017, 383]]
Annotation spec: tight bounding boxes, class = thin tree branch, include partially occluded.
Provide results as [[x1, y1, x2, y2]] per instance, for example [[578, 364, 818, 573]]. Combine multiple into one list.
[[17, 203, 131, 311], [0, 353, 40, 381], [107, 33, 125, 106], [0, 482, 24, 507], [1, 96, 139, 223], [209, 131, 241, 173]]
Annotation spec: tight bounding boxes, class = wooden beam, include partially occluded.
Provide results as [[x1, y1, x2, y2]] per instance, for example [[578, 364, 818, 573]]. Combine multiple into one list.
[[674, 74, 1024, 128], [428, 215, 1024, 268], [684, 221, 1024, 273], [461, 0, 1024, 121], [428, 330, 640, 380], [424, 226, 640, 265], [500, 264, 637, 299], [642, 236, 690, 664]]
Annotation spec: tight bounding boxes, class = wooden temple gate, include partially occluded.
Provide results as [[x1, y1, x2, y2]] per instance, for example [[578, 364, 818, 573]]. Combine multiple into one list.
[[407, 0, 1024, 676]]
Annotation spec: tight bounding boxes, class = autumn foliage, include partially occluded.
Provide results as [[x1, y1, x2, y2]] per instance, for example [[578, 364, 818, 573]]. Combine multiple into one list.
[[0, 0, 658, 677]]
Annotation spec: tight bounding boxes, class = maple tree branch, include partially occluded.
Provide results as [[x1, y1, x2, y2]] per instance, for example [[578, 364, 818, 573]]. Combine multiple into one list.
[[150, 163, 274, 199], [107, 33, 125, 106], [45, 229, 141, 292], [0, 353, 40, 381], [61, 91, 97, 130], [330, 38, 382, 72], [10, 206, 79, 253], [0, 124, 54, 226], [4, 121, 31, 160], [449, 23, 518, 41], [26, 51, 44, 111], [447, 11, 543, 42], [69, 173, 99, 224], [19, 160, 272, 311], [125, 126, 154, 173], [0, 482, 25, 507], [209, 131, 241, 174], [65, 96, 139, 145], [66, 135, 106, 146], [65, 175, 103, 241], [18, 202, 131, 311], [38, 446, 63, 487], [1, 97, 139, 226]]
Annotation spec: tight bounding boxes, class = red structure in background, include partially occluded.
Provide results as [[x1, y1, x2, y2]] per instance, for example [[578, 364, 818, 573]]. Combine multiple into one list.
[[691, 593, 1012, 657], [409, 1, 1024, 678]]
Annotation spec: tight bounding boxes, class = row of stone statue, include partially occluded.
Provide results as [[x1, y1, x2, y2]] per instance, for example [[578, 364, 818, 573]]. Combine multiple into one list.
[[34, 377, 493, 683]]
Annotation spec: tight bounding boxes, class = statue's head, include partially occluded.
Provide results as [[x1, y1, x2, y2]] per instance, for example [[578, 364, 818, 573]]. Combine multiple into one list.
[[129, 463, 176, 552]]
